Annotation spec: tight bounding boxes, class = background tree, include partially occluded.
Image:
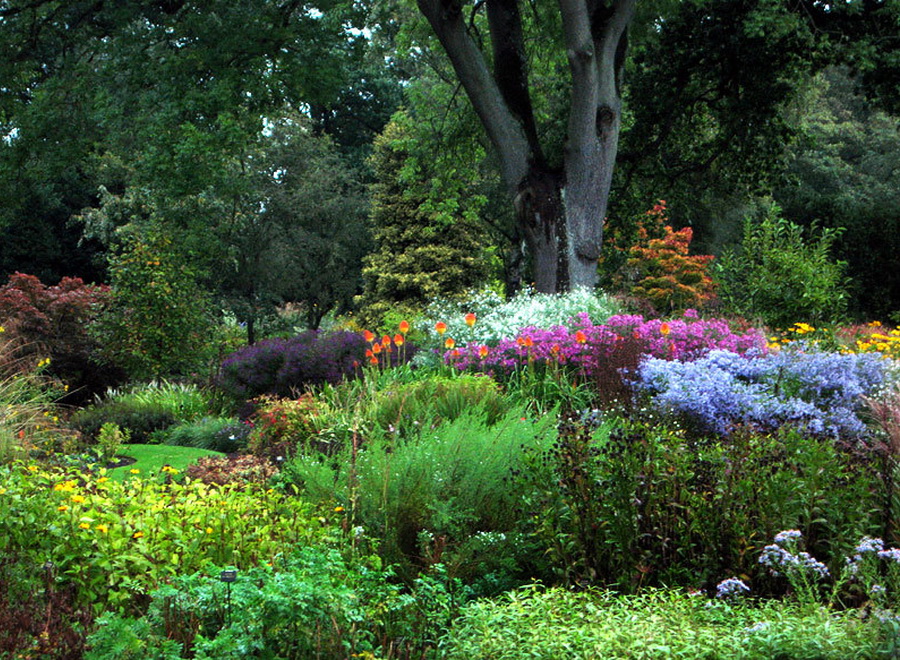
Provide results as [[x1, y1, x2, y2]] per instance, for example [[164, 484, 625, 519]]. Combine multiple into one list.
[[773, 67, 900, 321]]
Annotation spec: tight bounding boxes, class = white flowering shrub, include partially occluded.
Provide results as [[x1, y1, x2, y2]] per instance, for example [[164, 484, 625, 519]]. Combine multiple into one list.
[[413, 286, 623, 366]]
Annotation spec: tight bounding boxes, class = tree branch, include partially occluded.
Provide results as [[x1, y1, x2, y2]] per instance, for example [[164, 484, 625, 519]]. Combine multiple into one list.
[[416, 0, 531, 193]]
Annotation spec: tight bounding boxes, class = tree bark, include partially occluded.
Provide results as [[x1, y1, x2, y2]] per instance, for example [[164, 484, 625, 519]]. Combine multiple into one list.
[[415, 0, 635, 293]]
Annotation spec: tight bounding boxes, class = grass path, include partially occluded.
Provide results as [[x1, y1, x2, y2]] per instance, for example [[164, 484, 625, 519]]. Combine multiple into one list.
[[107, 444, 223, 482]]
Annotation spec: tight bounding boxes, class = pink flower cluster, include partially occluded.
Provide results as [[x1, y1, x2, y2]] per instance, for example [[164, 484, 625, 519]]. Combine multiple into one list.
[[444, 310, 767, 377]]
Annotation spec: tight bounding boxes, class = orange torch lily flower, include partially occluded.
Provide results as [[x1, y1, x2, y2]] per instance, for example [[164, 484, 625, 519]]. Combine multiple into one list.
[[478, 345, 489, 359], [363, 330, 375, 343], [382, 334, 391, 347], [372, 343, 382, 354], [435, 321, 447, 335], [445, 337, 456, 350], [574, 330, 587, 344], [393, 334, 405, 346], [464, 312, 476, 327], [399, 320, 410, 334], [660, 323, 671, 336]]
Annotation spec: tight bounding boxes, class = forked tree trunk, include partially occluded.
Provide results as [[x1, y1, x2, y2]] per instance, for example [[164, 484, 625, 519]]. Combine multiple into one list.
[[416, 0, 634, 293]]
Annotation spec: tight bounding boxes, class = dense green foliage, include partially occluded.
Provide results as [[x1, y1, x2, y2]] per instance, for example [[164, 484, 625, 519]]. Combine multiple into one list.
[[713, 204, 849, 328], [4, 1, 900, 656]]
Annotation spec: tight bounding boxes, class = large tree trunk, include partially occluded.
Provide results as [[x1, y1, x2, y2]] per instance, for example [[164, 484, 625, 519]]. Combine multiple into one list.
[[515, 166, 566, 292], [416, 0, 634, 293]]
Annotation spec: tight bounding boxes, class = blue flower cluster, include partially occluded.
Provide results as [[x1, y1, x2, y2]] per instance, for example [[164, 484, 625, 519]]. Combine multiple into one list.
[[634, 347, 887, 439], [759, 530, 830, 579], [716, 577, 751, 599]]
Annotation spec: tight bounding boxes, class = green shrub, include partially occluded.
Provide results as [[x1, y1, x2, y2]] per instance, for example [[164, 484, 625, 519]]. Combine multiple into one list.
[[89, 230, 219, 381], [521, 415, 881, 590], [85, 550, 464, 660], [96, 423, 129, 463], [70, 382, 217, 444], [70, 401, 178, 444], [367, 374, 511, 437], [713, 202, 849, 328], [279, 408, 557, 589], [441, 585, 888, 659]]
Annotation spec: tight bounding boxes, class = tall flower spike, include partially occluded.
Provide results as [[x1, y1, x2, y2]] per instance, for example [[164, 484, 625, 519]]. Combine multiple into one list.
[[465, 312, 476, 327], [435, 321, 447, 335], [399, 320, 410, 334], [363, 330, 375, 343]]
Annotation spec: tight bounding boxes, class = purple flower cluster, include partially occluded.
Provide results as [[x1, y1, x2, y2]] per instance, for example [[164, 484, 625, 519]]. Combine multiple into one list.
[[445, 310, 767, 381], [217, 330, 367, 400], [716, 577, 751, 599], [634, 347, 887, 439]]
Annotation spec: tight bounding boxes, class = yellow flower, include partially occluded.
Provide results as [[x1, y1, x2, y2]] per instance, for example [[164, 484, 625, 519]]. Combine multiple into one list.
[[0, 487, 6, 495], [97, 477, 109, 484], [132, 531, 144, 539], [26, 465, 38, 472], [78, 522, 90, 530], [0, 325, 4, 333], [334, 506, 345, 513], [129, 469, 140, 474], [205, 527, 213, 534], [70, 495, 85, 504], [95, 524, 108, 533], [58, 505, 68, 512]]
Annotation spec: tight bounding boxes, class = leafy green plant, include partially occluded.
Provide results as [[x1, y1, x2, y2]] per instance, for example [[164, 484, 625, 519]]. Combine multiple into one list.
[[0, 464, 338, 612], [440, 585, 887, 659], [69, 382, 217, 444], [366, 374, 511, 436], [521, 416, 881, 591], [96, 422, 129, 464], [280, 407, 557, 587], [713, 202, 849, 328], [89, 230, 218, 381], [85, 550, 463, 660]]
